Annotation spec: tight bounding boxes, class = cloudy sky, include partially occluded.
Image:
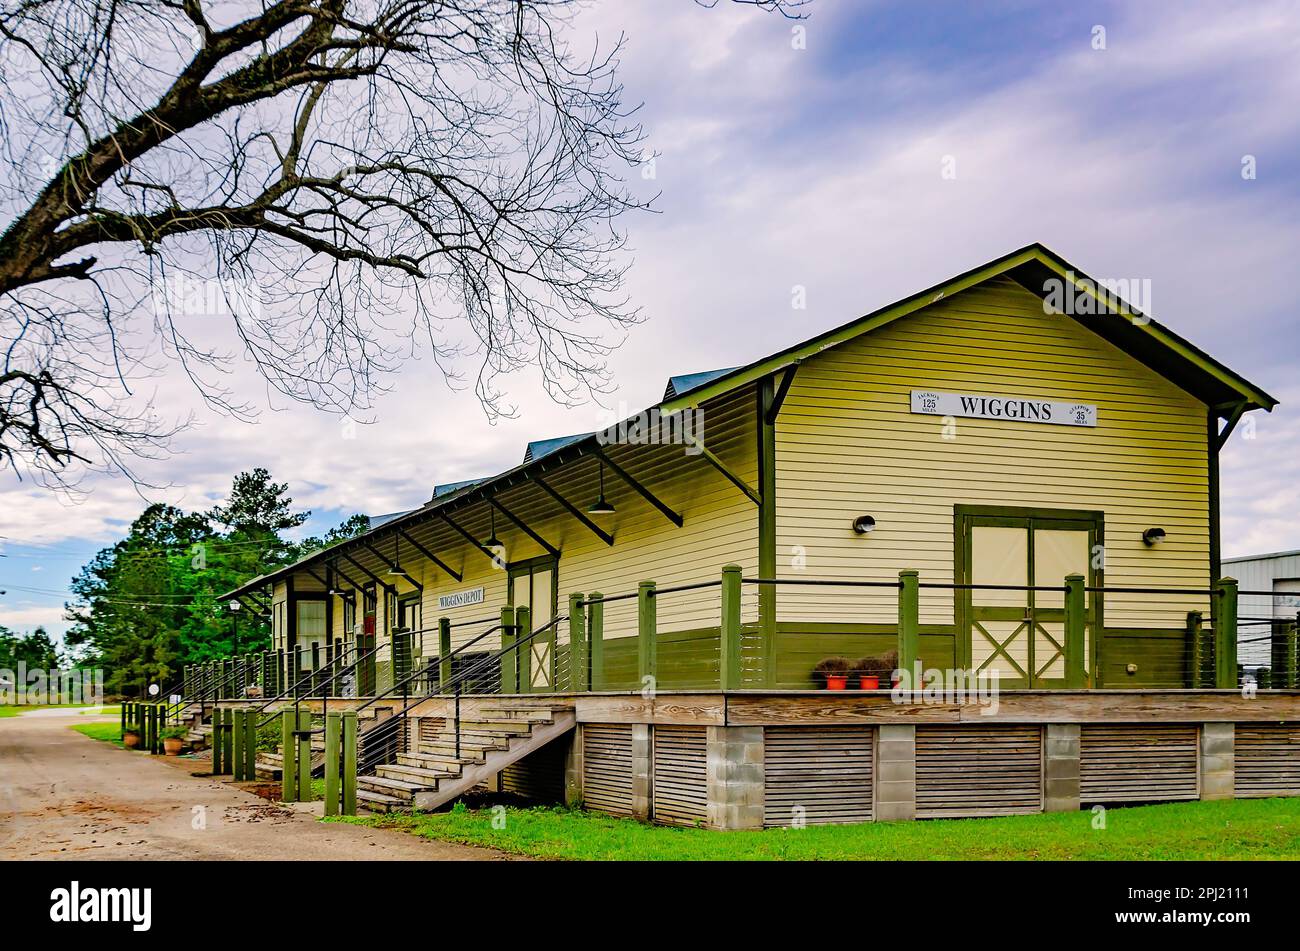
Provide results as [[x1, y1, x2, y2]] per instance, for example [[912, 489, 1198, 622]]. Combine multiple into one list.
[[2, 0, 1298, 640]]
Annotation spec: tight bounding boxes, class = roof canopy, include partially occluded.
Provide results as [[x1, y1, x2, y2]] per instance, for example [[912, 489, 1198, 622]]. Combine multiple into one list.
[[659, 243, 1277, 416], [222, 243, 1276, 601]]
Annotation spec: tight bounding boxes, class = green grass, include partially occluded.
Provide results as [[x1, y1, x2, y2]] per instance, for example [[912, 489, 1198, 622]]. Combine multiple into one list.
[[0, 703, 120, 717], [71, 722, 127, 748], [332, 797, 1300, 860]]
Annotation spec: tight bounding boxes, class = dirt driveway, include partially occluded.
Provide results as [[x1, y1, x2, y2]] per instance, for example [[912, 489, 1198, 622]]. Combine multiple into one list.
[[0, 711, 520, 861]]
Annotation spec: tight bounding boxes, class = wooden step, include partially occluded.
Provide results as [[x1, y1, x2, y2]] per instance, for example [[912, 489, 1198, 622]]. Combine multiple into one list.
[[397, 753, 466, 774], [402, 711, 576, 812], [356, 788, 409, 814], [418, 738, 500, 757], [377, 763, 457, 785], [359, 774, 432, 794], [432, 730, 514, 747], [476, 708, 555, 722], [456, 719, 534, 734]]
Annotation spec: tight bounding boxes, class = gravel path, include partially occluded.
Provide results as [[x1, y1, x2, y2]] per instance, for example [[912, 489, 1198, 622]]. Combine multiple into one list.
[[0, 711, 521, 861]]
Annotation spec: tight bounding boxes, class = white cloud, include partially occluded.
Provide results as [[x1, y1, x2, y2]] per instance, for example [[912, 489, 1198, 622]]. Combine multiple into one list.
[[1, 0, 1296, 563]]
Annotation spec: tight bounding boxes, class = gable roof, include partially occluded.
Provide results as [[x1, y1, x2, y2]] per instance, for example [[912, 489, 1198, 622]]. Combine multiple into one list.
[[658, 243, 1277, 418], [522, 433, 592, 464], [220, 243, 1276, 601], [663, 367, 740, 400]]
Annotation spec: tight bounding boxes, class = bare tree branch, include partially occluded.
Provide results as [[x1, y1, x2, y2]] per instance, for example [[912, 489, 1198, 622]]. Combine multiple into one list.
[[0, 0, 806, 487]]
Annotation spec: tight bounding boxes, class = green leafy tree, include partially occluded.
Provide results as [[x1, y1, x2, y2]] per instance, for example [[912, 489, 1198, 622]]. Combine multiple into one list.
[[0, 624, 56, 669], [65, 469, 370, 694]]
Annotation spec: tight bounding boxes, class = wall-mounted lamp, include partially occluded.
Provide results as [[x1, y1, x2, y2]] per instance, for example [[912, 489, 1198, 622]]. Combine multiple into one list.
[[852, 515, 877, 535], [1142, 527, 1166, 547], [588, 462, 616, 515]]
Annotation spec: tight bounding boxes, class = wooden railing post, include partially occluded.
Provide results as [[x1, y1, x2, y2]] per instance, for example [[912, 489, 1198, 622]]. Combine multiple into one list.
[[499, 605, 517, 694], [244, 707, 256, 780], [210, 707, 223, 772], [1187, 611, 1204, 688], [438, 617, 452, 688], [568, 594, 587, 692], [280, 708, 297, 801], [897, 570, 919, 689], [638, 581, 657, 685], [1287, 612, 1300, 689], [1214, 577, 1239, 689], [323, 712, 341, 817], [588, 593, 605, 691], [120, 701, 127, 739], [720, 565, 742, 690], [296, 708, 313, 800], [515, 606, 532, 693], [1063, 574, 1086, 688], [341, 710, 358, 816], [219, 706, 231, 770], [232, 708, 246, 780]]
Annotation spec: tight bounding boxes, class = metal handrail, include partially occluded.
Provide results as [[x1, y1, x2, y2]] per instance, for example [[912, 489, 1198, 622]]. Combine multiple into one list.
[[253, 642, 378, 719], [647, 580, 723, 597], [253, 642, 389, 729], [742, 577, 903, 588], [351, 623, 509, 717], [355, 614, 569, 770], [447, 615, 501, 628], [275, 617, 510, 740]]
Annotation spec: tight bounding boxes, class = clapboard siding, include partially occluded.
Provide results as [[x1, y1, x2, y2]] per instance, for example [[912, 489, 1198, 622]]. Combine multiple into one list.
[[651, 726, 708, 826], [1079, 724, 1200, 802], [582, 724, 636, 817], [915, 725, 1043, 817], [317, 386, 759, 670], [764, 726, 874, 827], [1234, 724, 1300, 797], [775, 277, 1210, 631]]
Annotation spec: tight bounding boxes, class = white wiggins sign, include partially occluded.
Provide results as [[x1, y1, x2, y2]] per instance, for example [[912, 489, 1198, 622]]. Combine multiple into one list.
[[910, 390, 1097, 427], [438, 587, 486, 610]]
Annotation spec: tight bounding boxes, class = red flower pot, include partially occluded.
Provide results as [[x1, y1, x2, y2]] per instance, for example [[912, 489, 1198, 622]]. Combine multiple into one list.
[[859, 675, 880, 690], [825, 674, 848, 690]]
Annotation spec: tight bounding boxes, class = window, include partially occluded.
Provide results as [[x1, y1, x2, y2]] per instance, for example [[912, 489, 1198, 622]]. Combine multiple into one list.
[[297, 599, 327, 669]]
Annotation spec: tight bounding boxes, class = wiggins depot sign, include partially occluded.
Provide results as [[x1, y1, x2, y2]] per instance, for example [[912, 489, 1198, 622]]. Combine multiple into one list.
[[911, 390, 1097, 427]]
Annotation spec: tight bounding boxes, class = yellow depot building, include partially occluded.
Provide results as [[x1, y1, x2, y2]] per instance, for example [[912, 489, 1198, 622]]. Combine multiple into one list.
[[201, 243, 1299, 827]]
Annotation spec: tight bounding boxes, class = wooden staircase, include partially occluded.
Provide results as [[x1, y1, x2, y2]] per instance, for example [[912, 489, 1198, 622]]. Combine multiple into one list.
[[355, 701, 575, 814]]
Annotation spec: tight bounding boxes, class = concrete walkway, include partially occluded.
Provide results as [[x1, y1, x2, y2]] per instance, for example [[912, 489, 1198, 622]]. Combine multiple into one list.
[[0, 711, 520, 861]]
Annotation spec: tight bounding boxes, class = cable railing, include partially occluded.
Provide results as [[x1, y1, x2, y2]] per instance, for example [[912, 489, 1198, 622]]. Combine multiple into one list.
[[135, 569, 1300, 767], [254, 617, 512, 774], [354, 614, 568, 773]]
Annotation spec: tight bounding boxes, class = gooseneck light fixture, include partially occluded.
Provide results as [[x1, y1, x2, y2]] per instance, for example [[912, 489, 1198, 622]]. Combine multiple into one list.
[[852, 514, 877, 535], [589, 462, 616, 515], [485, 506, 503, 549], [387, 535, 408, 576]]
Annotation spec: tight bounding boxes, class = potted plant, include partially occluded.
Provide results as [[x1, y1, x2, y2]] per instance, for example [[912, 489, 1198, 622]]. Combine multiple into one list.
[[122, 723, 142, 748], [854, 649, 900, 690], [161, 725, 189, 756], [852, 656, 884, 690], [813, 656, 853, 690], [878, 648, 900, 688]]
